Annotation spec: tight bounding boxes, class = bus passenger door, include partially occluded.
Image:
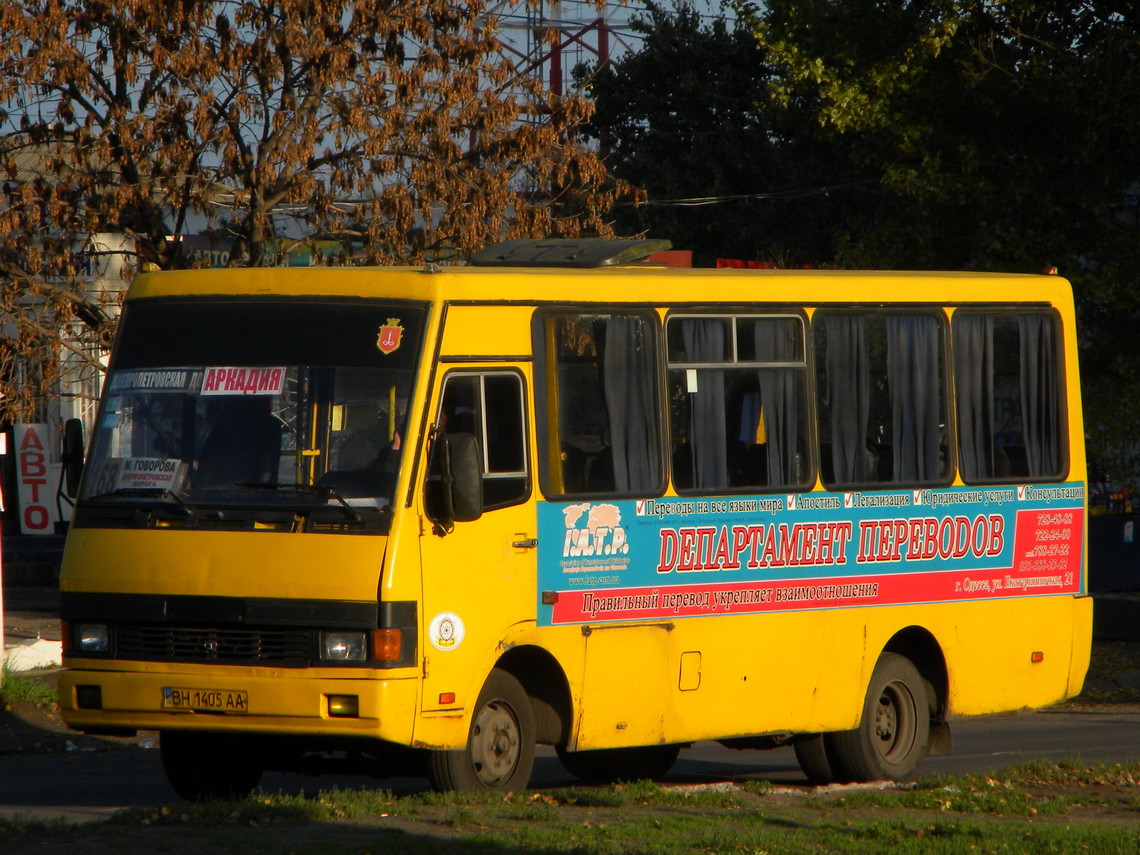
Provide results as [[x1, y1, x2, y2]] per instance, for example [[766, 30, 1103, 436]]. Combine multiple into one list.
[[418, 368, 536, 713]]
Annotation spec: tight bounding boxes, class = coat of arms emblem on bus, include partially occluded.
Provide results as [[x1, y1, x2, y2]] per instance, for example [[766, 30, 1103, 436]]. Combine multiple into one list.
[[376, 318, 404, 354]]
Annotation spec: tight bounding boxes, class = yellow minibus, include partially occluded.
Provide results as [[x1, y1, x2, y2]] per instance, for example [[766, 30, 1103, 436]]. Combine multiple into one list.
[[57, 238, 1090, 797]]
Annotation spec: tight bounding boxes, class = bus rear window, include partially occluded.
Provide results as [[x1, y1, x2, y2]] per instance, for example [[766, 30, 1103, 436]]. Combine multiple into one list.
[[814, 311, 952, 488], [953, 310, 1065, 482]]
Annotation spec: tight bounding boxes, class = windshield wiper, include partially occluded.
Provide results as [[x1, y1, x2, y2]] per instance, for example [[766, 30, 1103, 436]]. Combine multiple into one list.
[[232, 482, 364, 522], [84, 488, 193, 517]]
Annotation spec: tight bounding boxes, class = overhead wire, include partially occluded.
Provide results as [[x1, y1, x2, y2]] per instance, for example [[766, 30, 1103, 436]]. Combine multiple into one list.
[[617, 181, 878, 207]]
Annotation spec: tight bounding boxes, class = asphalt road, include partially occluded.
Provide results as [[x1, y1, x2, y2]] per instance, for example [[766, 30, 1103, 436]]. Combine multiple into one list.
[[2, 707, 1139, 824]]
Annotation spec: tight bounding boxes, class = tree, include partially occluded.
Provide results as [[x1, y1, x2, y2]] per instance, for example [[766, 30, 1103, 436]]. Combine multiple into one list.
[[741, 0, 1140, 476], [578, 2, 878, 267], [0, 0, 631, 423]]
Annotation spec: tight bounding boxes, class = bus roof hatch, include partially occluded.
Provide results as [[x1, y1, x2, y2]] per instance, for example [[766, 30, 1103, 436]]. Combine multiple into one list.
[[468, 238, 672, 268]]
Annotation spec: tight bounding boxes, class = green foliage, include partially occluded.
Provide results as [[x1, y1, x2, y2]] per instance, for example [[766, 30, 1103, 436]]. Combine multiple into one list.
[[726, 1, 1140, 475], [578, 2, 873, 267], [589, 2, 1140, 470], [0, 667, 59, 710], [5, 768, 1140, 854], [827, 760, 1139, 817]]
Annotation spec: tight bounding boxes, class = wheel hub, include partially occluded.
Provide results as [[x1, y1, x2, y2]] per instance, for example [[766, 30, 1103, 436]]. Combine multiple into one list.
[[470, 700, 520, 786], [876, 693, 898, 743], [874, 682, 916, 762]]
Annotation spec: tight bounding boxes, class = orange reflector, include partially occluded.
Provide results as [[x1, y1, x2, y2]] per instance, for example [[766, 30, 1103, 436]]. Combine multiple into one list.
[[1031, 651, 1045, 663], [372, 629, 402, 662], [439, 692, 456, 705]]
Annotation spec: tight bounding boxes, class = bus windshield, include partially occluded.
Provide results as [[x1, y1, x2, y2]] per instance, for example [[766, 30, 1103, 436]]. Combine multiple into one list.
[[76, 298, 426, 533]]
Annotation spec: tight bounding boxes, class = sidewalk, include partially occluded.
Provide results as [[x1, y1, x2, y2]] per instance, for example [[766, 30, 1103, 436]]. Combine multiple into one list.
[[3, 586, 62, 673]]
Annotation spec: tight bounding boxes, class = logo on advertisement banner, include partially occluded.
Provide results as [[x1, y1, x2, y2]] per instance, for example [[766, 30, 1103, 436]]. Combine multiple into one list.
[[562, 502, 629, 557], [376, 318, 404, 354]]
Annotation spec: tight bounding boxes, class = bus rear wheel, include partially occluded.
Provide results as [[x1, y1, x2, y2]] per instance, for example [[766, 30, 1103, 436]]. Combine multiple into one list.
[[428, 669, 535, 792], [793, 734, 837, 785], [556, 743, 681, 783], [160, 731, 263, 802], [826, 653, 929, 783]]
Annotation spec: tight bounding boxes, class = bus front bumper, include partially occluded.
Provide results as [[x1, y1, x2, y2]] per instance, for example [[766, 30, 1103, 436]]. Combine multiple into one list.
[[58, 665, 419, 744]]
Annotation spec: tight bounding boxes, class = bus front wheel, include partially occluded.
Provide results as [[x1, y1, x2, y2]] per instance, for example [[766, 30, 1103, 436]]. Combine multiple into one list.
[[428, 669, 536, 792], [826, 653, 930, 783], [160, 731, 263, 802]]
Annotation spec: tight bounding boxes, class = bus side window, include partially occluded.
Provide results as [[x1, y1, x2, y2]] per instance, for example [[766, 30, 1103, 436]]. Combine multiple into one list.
[[534, 312, 663, 498], [668, 314, 809, 493], [954, 311, 1064, 483], [436, 372, 529, 511], [815, 311, 951, 488]]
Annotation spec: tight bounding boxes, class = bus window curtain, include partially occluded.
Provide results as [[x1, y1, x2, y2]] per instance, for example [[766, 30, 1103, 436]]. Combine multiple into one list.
[[825, 315, 870, 483], [957, 314, 994, 483], [1018, 314, 1060, 478], [754, 319, 800, 486], [954, 314, 995, 481], [603, 315, 660, 492], [886, 315, 941, 482], [681, 318, 728, 489]]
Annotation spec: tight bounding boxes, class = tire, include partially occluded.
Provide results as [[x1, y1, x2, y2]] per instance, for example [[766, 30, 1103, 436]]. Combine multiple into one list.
[[160, 731, 263, 802], [793, 734, 837, 786], [428, 669, 535, 792], [826, 653, 930, 783], [556, 743, 681, 783]]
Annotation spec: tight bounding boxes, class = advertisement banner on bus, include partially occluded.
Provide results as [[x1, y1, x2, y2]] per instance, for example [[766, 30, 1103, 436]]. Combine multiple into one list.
[[536, 483, 1085, 626]]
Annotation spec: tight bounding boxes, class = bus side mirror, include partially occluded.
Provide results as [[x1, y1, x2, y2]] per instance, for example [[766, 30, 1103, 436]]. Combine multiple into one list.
[[447, 432, 484, 523], [426, 430, 483, 531], [62, 418, 85, 498]]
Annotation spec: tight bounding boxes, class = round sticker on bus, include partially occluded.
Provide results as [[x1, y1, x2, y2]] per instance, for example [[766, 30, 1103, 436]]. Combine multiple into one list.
[[429, 612, 465, 651]]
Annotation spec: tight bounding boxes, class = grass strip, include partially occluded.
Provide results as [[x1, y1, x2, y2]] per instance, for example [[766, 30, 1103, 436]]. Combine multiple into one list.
[[0, 762, 1137, 855]]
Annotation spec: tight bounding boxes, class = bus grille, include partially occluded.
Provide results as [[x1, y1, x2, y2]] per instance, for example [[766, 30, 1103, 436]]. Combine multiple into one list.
[[115, 625, 311, 667]]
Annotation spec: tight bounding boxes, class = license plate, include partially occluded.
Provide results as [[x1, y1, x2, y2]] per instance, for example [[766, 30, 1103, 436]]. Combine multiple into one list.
[[162, 687, 249, 713]]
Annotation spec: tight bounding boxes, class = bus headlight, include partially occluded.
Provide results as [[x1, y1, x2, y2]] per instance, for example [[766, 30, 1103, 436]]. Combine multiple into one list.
[[321, 631, 367, 662], [76, 624, 110, 653]]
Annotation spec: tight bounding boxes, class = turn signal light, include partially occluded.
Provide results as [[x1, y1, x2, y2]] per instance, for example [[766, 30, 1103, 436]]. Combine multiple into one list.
[[373, 629, 402, 662], [1031, 651, 1044, 663]]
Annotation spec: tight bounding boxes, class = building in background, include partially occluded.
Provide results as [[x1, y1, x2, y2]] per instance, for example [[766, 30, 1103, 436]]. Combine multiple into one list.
[[1, 136, 135, 535]]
